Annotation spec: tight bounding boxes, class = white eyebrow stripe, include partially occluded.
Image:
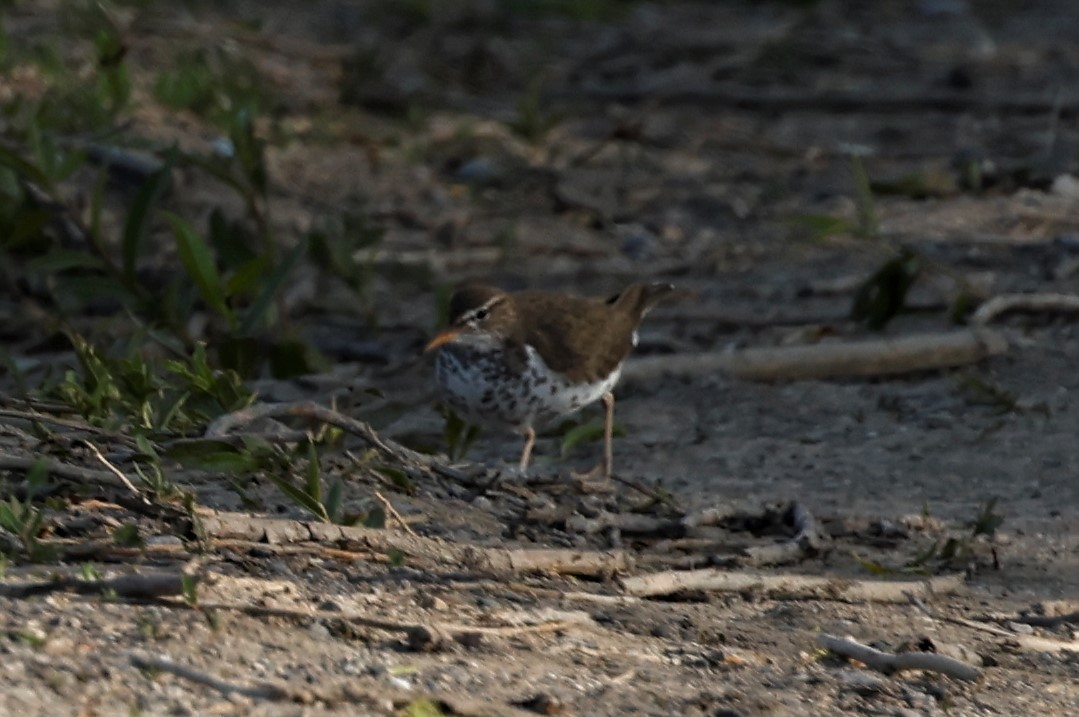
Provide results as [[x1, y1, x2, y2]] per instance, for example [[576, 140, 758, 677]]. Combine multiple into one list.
[[460, 295, 505, 324]]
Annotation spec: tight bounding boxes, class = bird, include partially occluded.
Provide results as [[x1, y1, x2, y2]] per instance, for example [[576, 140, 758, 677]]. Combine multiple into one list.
[[425, 282, 673, 477]]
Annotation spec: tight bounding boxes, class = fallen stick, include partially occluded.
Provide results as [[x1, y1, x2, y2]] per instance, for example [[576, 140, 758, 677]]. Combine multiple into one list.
[[81, 439, 149, 504], [373, 490, 418, 536], [620, 569, 963, 601], [1013, 611, 1079, 629], [199, 510, 631, 578], [1005, 635, 1079, 654], [200, 601, 592, 652], [130, 653, 295, 701], [970, 292, 1079, 325], [0, 572, 184, 599], [0, 453, 135, 490], [623, 329, 1007, 382], [565, 510, 684, 537], [204, 401, 476, 483], [818, 633, 981, 682], [0, 407, 131, 441]]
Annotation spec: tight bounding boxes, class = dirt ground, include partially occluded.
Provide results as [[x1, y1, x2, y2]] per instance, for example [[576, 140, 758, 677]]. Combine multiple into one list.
[[3, 1, 1079, 715]]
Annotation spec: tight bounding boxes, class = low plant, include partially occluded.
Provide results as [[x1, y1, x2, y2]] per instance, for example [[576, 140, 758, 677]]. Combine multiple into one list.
[[0, 460, 57, 562]]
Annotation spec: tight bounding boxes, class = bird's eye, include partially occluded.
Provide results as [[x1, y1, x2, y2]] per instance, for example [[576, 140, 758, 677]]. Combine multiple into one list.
[[474, 307, 490, 321]]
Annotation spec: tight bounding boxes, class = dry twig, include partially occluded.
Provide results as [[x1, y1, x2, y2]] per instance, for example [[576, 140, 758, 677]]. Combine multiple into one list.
[[0, 407, 130, 441], [620, 569, 964, 601], [205, 401, 476, 483], [200, 601, 592, 652], [0, 572, 185, 599], [81, 439, 149, 504], [624, 329, 1007, 382], [970, 293, 1079, 325], [373, 490, 417, 536], [130, 653, 295, 701], [199, 509, 631, 578], [817, 633, 981, 682], [0, 453, 135, 490]]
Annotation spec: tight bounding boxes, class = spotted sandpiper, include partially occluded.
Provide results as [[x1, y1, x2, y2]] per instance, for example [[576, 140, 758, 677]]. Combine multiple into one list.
[[425, 282, 672, 477]]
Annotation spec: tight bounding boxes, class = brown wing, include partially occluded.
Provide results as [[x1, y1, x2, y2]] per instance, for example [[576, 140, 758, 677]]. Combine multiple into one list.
[[512, 291, 640, 383]]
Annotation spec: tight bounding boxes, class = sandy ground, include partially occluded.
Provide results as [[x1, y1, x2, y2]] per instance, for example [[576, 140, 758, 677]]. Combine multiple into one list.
[[3, 1, 1079, 715]]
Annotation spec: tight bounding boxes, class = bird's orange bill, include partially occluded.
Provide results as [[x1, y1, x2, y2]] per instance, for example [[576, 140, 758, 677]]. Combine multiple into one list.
[[424, 327, 462, 352]]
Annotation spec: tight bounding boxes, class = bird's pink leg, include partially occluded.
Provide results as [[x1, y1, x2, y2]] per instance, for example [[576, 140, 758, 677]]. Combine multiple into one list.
[[518, 426, 536, 474], [601, 391, 615, 480]]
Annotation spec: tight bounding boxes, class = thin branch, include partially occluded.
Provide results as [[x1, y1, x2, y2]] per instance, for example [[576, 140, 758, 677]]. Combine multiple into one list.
[[199, 509, 632, 578], [0, 572, 185, 599], [0, 452, 133, 490], [373, 490, 418, 536], [81, 439, 150, 503], [818, 633, 981, 682], [130, 653, 294, 701], [0, 407, 131, 441], [205, 401, 477, 483], [624, 329, 1007, 383], [970, 293, 1079, 325]]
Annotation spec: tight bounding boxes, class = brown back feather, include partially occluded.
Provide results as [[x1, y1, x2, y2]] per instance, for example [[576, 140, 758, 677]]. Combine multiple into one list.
[[512, 283, 672, 383]]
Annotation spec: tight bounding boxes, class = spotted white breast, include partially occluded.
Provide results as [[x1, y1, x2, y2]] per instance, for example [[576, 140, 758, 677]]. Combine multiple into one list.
[[435, 344, 621, 434]]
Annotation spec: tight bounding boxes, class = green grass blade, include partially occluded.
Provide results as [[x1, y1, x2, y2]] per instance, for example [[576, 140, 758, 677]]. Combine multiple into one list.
[[165, 211, 232, 323], [122, 160, 173, 282], [0, 142, 52, 187], [237, 238, 307, 336]]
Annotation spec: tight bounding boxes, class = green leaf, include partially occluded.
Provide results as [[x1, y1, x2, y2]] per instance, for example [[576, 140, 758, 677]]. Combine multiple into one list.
[[850, 249, 921, 330], [364, 506, 386, 529], [112, 523, 145, 548], [786, 213, 857, 242], [305, 442, 322, 505], [181, 573, 199, 606], [0, 142, 52, 187], [3, 207, 51, 250], [559, 418, 625, 458], [854, 555, 895, 576], [25, 249, 106, 274], [224, 256, 271, 297], [163, 439, 262, 474], [238, 238, 307, 336], [122, 160, 173, 282], [972, 497, 1003, 537], [850, 154, 878, 239], [264, 471, 330, 522], [165, 212, 232, 323], [373, 465, 414, 495], [80, 562, 103, 581], [906, 539, 942, 568], [268, 339, 323, 380], [325, 479, 344, 523], [397, 698, 444, 717], [208, 208, 257, 270], [56, 275, 141, 309]]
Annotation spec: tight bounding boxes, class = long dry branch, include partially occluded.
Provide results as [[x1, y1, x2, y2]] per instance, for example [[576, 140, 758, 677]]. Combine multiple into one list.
[[199, 510, 631, 578], [130, 653, 295, 701], [620, 569, 964, 601], [0, 453, 135, 490], [624, 329, 1006, 383], [0, 572, 184, 599], [970, 293, 1079, 325], [204, 601, 593, 652]]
